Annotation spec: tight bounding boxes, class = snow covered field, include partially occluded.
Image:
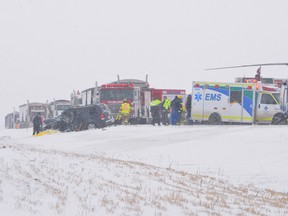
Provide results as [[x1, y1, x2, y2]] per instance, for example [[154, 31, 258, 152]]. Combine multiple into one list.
[[0, 125, 288, 215]]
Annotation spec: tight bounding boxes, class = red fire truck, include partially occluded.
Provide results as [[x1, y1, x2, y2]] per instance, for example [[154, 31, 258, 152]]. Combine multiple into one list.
[[82, 78, 186, 124]]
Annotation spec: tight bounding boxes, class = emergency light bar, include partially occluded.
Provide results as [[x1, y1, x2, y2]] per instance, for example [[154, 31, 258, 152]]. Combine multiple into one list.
[[261, 86, 277, 92], [101, 83, 135, 88]]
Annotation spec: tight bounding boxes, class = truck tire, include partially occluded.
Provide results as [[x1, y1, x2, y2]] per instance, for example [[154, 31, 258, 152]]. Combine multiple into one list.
[[208, 113, 222, 125], [87, 122, 98, 130], [272, 113, 286, 125]]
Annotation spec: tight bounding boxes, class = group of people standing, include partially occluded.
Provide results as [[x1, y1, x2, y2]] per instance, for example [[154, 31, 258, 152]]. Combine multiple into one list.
[[116, 95, 192, 126], [150, 95, 192, 126]]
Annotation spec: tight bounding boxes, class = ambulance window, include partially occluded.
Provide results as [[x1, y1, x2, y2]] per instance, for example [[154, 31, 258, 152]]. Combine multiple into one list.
[[260, 94, 277, 104], [272, 93, 280, 103], [230, 90, 242, 104]]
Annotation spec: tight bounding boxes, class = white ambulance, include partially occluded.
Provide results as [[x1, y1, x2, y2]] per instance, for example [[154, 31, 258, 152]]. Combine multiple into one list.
[[191, 81, 283, 124]]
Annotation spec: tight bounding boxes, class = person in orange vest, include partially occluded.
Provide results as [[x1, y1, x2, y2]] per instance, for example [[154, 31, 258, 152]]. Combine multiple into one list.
[[119, 99, 131, 125]]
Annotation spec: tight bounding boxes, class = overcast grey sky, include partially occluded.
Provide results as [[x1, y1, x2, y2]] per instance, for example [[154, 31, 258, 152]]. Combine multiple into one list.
[[1, 0, 288, 127]]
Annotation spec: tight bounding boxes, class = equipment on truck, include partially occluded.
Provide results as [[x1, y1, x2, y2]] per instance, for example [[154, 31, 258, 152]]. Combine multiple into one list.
[[191, 81, 285, 124], [206, 63, 288, 88]]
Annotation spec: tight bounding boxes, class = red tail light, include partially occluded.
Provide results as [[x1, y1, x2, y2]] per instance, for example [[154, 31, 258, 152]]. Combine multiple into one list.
[[100, 113, 105, 120]]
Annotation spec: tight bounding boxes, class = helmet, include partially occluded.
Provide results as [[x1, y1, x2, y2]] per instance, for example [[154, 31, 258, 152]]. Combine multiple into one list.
[[123, 99, 127, 102], [178, 95, 182, 99]]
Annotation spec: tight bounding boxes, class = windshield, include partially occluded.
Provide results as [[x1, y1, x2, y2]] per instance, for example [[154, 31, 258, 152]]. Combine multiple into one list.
[[56, 104, 71, 110], [272, 93, 280, 103], [100, 89, 134, 100]]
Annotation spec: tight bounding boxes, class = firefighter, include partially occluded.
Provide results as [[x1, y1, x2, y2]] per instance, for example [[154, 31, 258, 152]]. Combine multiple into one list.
[[119, 99, 131, 125], [161, 96, 171, 125], [150, 97, 162, 126]]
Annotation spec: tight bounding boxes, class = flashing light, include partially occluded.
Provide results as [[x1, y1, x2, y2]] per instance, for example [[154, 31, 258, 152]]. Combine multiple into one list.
[[215, 84, 219, 89], [262, 86, 277, 92], [194, 84, 200, 87], [247, 86, 253, 90], [256, 84, 260, 90]]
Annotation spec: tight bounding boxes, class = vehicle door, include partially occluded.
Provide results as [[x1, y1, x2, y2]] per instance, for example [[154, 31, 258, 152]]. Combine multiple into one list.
[[191, 83, 205, 121], [256, 92, 280, 123], [228, 86, 243, 122], [133, 88, 140, 117]]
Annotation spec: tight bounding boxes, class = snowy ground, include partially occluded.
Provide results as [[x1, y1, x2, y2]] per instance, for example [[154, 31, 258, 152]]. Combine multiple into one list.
[[0, 125, 288, 215]]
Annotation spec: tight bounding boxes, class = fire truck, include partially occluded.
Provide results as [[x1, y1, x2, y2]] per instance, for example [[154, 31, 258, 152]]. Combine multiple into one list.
[[81, 78, 186, 124]]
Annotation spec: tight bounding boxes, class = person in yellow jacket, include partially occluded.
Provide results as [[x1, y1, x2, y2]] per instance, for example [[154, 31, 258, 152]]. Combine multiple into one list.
[[150, 97, 162, 126], [119, 99, 131, 125], [161, 96, 171, 125], [178, 103, 187, 125]]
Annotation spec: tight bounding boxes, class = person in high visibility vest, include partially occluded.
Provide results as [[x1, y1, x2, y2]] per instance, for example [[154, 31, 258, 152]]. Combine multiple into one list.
[[150, 97, 162, 126], [178, 103, 187, 125], [119, 99, 131, 125], [161, 96, 171, 125]]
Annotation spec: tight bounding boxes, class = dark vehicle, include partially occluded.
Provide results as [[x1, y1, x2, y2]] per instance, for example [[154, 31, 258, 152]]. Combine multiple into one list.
[[44, 104, 114, 132]]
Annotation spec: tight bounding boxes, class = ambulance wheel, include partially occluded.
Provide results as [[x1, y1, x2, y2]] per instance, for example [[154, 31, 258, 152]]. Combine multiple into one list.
[[272, 113, 286, 125], [208, 113, 222, 125]]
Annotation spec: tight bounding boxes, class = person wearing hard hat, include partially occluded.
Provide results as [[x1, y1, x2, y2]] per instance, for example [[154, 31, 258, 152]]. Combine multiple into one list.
[[119, 99, 131, 125]]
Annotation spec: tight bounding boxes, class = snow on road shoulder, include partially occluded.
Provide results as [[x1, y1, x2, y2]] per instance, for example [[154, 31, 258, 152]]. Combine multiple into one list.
[[0, 125, 288, 215], [0, 141, 288, 216]]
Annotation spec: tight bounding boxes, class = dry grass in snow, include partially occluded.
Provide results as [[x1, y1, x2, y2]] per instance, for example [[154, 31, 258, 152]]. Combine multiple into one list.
[[0, 142, 288, 216]]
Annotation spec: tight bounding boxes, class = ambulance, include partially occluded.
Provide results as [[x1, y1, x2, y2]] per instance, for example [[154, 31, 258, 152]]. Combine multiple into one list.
[[191, 81, 283, 124]]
